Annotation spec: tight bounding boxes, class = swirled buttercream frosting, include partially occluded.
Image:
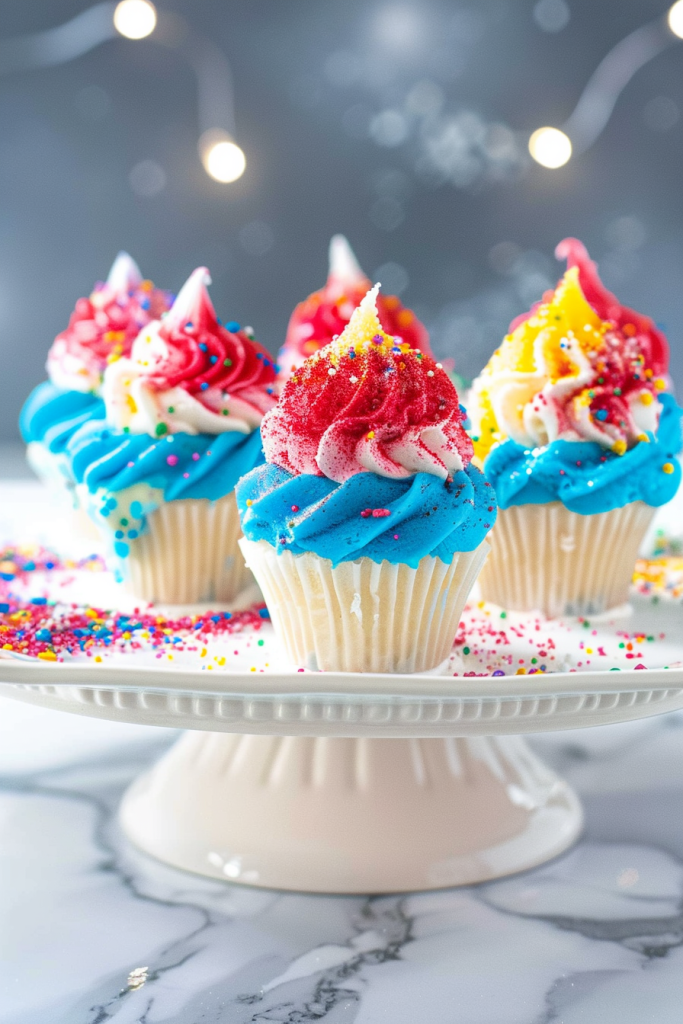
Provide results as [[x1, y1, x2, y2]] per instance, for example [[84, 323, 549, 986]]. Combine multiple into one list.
[[236, 462, 494, 568], [239, 285, 496, 566], [69, 420, 265, 504], [68, 421, 265, 559], [485, 392, 682, 514], [47, 253, 172, 394], [263, 285, 473, 483], [19, 382, 104, 453], [277, 235, 432, 382], [469, 238, 670, 459], [103, 267, 277, 436]]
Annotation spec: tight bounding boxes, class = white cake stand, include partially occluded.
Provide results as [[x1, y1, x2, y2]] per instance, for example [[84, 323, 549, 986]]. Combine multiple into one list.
[[2, 653, 682, 893]]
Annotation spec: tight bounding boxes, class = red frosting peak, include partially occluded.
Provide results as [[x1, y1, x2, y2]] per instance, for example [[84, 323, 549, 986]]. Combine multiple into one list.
[[263, 285, 472, 483], [278, 235, 433, 383], [136, 267, 276, 404]]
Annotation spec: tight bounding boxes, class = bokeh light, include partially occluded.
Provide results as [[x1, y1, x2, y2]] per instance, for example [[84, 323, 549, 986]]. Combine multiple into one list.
[[528, 126, 572, 168], [533, 0, 570, 33], [113, 0, 157, 41], [202, 139, 246, 183], [373, 5, 425, 51], [129, 159, 166, 197], [668, 0, 683, 38]]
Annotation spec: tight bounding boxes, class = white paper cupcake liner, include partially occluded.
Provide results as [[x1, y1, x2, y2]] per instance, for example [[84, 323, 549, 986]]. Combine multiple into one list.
[[478, 501, 655, 618], [240, 538, 490, 673], [121, 493, 254, 605]]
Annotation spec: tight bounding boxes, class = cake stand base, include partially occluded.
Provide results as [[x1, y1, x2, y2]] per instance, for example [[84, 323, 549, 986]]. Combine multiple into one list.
[[120, 732, 583, 892]]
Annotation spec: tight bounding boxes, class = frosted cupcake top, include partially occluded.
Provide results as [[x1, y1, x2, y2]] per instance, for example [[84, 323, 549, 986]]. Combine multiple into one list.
[[238, 286, 494, 568], [103, 267, 277, 437], [469, 239, 670, 460], [277, 235, 432, 382], [47, 253, 172, 394], [263, 285, 472, 483]]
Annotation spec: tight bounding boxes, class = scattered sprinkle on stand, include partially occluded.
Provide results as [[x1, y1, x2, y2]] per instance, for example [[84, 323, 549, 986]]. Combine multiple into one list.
[[0, 543, 679, 674], [0, 544, 269, 664]]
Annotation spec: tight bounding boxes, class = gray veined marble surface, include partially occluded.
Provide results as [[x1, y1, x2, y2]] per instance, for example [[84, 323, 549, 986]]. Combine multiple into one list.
[[0, 699, 682, 1024]]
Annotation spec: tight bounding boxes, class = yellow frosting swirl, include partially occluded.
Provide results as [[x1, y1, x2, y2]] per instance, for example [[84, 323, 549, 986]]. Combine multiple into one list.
[[469, 266, 661, 459]]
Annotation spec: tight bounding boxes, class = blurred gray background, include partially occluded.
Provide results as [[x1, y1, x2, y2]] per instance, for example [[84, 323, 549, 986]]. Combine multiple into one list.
[[0, 0, 681, 450]]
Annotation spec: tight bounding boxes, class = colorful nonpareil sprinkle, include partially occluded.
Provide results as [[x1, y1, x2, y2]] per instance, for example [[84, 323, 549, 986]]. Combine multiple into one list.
[[0, 543, 679, 672], [0, 544, 269, 664], [0, 600, 269, 662], [632, 557, 683, 601], [0, 545, 105, 581], [650, 528, 683, 558], [447, 599, 677, 676]]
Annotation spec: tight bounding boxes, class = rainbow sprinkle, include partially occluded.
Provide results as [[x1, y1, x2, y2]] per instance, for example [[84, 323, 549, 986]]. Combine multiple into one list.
[[632, 557, 683, 602], [0, 544, 268, 663], [0, 542, 679, 673]]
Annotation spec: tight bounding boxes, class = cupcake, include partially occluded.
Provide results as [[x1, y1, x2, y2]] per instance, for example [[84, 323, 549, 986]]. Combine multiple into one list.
[[19, 253, 171, 504], [237, 285, 495, 673], [468, 238, 682, 618], [68, 267, 277, 604], [277, 234, 432, 384]]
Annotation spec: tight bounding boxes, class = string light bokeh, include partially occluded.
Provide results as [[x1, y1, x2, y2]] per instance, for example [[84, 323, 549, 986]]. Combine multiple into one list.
[[113, 0, 156, 40], [668, 0, 683, 37], [0, 0, 247, 185], [527, 2, 682, 168], [528, 127, 572, 168]]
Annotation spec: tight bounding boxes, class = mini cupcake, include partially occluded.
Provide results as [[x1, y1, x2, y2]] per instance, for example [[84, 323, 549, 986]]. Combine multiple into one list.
[[68, 267, 277, 604], [19, 253, 171, 503], [277, 234, 432, 384], [237, 285, 495, 673], [468, 238, 682, 617]]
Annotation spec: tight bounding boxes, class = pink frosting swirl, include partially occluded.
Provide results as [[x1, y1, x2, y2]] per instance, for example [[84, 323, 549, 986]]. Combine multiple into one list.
[[47, 253, 172, 394]]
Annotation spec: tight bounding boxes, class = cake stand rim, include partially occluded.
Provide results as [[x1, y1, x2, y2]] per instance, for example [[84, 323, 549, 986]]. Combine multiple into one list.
[[1, 665, 682, 738], [0, 657, 681, 700]]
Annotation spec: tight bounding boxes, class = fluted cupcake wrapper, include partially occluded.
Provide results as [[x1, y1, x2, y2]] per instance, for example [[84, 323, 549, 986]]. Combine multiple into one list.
[[478, 501, 655, 618], [119, 494, 254, 605], [239, 538, 490, 673]]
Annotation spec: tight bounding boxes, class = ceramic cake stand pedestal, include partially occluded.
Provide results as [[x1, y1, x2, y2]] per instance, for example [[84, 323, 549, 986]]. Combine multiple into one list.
[[3, 659, 683, 893], [121, 731, 580, 892]]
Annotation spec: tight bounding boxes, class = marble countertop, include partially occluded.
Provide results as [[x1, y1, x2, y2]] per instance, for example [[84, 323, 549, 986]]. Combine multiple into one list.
[[1, 696, 681, 1023]]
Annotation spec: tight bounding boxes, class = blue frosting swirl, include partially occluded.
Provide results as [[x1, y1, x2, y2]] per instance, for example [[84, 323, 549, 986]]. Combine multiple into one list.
[[68, 420, 266, 501], [19, 382, 105, 453], [484, 392, 682, 514], [236, 463, 496, 568]]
